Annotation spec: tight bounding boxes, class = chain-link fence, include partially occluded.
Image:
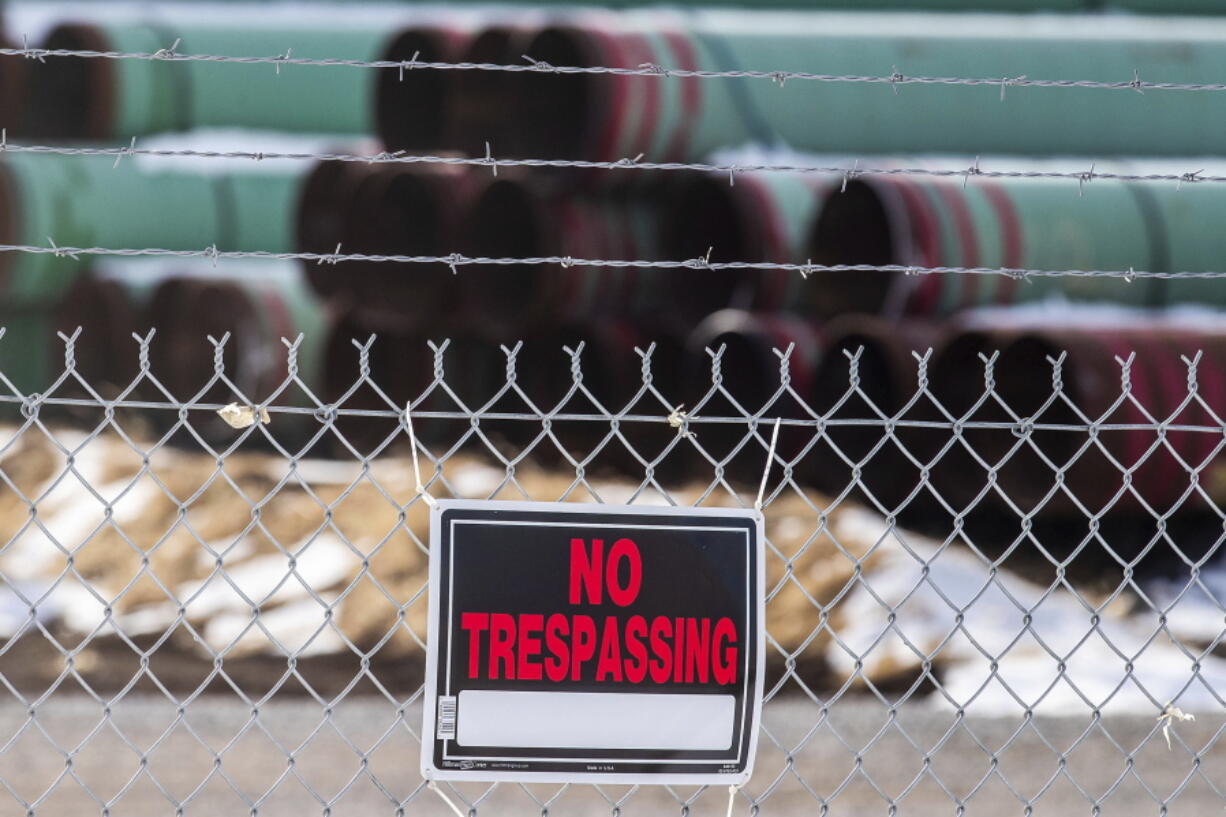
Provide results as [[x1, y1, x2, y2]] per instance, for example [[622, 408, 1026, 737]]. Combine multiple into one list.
[[0, 331, 1222, 816]]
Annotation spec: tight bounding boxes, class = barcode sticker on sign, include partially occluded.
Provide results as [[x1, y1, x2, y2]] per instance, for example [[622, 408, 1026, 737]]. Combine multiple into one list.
[[437, 696, 457, 740]]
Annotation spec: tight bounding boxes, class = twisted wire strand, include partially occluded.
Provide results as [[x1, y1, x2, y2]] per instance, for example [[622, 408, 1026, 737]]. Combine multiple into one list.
[[4, 139, 1222, 189], [1, 43, 1221, 94], [0, 240, 1215, 280]]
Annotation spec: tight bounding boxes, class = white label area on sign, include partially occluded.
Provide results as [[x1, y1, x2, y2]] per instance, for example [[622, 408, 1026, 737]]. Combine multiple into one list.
[[456, 690, 735, 751], [421, 499, 764, 786]]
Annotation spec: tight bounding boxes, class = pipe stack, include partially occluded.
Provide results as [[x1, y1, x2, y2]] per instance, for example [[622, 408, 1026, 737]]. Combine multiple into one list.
[[0, 154, 311, 394], [487, 13, 1226, 163], [11, 1, 1226, 531], [807, 177, 1226, 317]]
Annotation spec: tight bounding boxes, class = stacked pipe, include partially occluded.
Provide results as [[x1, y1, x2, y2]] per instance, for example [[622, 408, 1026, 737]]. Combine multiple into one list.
[[683, 309, 823, 483], [928, 322, 1226, 520], [483, 13, 1226, 162], [23, 19, 473, 147], [144, 264, 328, 442], [0, 153, 307, 393], [808, 317, 941, 514], [807, 176, 1226, 317]]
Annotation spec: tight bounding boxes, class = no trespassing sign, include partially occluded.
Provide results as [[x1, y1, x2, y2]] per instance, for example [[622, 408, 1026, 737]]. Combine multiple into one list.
[[422, 500, 764, 785]]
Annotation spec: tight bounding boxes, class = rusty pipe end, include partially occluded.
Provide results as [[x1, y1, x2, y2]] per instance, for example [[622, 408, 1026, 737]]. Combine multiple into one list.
[[345, 165, 464, 325], [512, 25, 608, 160], [296, 160, 370, 301], [26, 23, 115, 139], [460, 176, 549, 324], [0, 36, 29, 137], [808, 179, 909, 319], [376, 26, 467, 153], [449, 25, 540, 158]]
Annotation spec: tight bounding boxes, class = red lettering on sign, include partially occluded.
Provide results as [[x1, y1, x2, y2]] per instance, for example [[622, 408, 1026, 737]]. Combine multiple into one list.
[[569, 538, 605, 604], [649, 616, 672, 683], [685, 617, 711, 683], [544, 613, 570, 682], [458, 533, 744, 687], [673, 616, 685, 683], [596, 616, 624, 682], [489, 613, 516, 679], [517, 613, 544, 681], [713, 617, 738, 684], [571, 614, 597, 680], [624, 615, 648, 683], [461, 612, 489, 679], [606, 538, 642, 606]]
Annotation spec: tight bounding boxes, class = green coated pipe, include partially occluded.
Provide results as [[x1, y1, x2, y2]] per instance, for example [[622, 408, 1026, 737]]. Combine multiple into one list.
[[147, 264, 327, 408], [504, 12, 1226, 162], [661, 170, 826, 318], [806, 173, 1226, 317], [0, 153, 304, 307], [27, 21, 398, 139]]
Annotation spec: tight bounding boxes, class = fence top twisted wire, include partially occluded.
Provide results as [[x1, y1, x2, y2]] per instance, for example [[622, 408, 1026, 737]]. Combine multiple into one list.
[[7, 138, 1226, 191], [6, 240, 1226, 281], [5, 40, 1226, 95]]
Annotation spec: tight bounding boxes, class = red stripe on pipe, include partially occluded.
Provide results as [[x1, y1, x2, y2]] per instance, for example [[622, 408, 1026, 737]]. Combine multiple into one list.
[[661, 30, 701, 163], [588, 29, 633, 164], [739, 176, 792, 311], [892, 180, 943, 315], [1166, 333, 1225, 498], [979, 181, 1023, 304], [933, 181, 980, 308], [622, 32, 661, 166], [1144, 338, 1191, 507], [259, 287, 296, 390], [1097, 333, 1159, 509]]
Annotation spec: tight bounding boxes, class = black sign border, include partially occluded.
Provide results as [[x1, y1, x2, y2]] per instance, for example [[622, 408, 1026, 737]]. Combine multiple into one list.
[[421, 499, 764, 785]]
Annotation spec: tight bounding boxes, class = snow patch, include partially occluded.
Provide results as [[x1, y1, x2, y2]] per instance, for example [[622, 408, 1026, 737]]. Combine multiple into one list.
[[832, 507, 1226, 716]]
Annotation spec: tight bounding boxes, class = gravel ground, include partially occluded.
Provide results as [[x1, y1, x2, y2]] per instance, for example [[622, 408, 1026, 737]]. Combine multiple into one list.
[[0, 695, 1221, 816]]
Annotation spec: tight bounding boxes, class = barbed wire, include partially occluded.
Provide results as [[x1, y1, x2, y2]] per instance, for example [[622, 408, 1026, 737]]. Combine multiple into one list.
[[5, 138, 1222, 190], [2, 41, 1222, 95], [0, 240, 1216, 281]]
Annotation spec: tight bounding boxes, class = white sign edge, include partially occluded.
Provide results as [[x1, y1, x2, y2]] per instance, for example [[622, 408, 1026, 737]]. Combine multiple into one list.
[[419, 498, 766, 786]]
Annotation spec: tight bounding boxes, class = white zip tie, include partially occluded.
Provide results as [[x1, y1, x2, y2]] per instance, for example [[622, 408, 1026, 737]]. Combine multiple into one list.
[[405, 400, 438, 508], [427, 781, 467, 817], [755, 417, 782, 512], [726, 783, 740, 817]]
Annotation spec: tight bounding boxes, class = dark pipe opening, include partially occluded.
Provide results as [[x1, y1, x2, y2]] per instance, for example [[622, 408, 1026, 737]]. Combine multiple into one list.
[[690, 324, 773, 414], [451, 27, 525, 157], [380, 172, 443, 255], [810, 332, 892, 495], [27, 24, 110, 139], [349, 168, 458, 327], [297, 162, 365, 300], [927, 330, 1012, 511], [996, 334, 1080, 512], [516, 27, 594, 160], [0, 38, 27, 136], [376, 29, 454, 152], [202, 282, 251, 380], [323, 314, 425, 453], [808, 180, 898, 318], [662, 175, 753, 318], [463, 179, 545, 321], [0, 164, 20, 284], [52, 278, 137, 390]]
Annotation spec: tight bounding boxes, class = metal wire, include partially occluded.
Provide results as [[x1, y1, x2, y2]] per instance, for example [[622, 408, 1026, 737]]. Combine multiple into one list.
[[1, 41, 1222, 95], [3, 239, 1224, 281], [7, 137, 1225, 190], [0, 331, 1222, 816]]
